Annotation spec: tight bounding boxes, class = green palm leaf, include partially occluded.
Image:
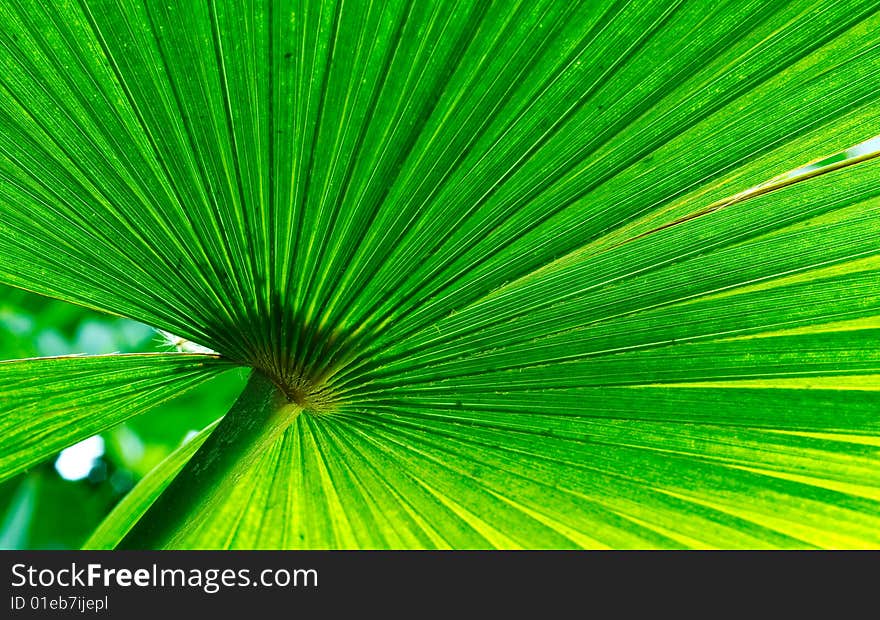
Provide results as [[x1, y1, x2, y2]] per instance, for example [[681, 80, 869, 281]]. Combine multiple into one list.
[[0, 354, 227, 483], [0, 0, 878, 548]]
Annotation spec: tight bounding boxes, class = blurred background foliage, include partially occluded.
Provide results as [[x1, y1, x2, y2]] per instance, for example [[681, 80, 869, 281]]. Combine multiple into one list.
[[0, 285, 248, 548]]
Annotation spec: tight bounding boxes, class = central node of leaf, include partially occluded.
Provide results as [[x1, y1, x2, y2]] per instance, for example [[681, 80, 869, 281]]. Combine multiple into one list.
[[236, 316, 365, 413], [283, 381, 336, 413], [258, 361, 344, 415]]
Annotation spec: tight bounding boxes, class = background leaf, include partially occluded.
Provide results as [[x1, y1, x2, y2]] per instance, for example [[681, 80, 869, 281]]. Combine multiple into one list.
[[0, 354, 228, 483]]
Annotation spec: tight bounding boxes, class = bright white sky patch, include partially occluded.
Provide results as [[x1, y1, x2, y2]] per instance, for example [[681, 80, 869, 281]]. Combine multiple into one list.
[[849, 135, 880, 157], [54, 436, 105, 481]]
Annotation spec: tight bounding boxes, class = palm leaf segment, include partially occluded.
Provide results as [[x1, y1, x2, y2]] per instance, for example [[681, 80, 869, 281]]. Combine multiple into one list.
[[1, 0, 879, 548]]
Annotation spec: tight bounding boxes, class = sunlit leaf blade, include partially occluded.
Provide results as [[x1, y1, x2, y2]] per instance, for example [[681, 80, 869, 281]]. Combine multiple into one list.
[[140, 384, 880, 549], [341, 158, 880, 389], [0, 354, 228, 483], [1, 0, 879, 548]]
